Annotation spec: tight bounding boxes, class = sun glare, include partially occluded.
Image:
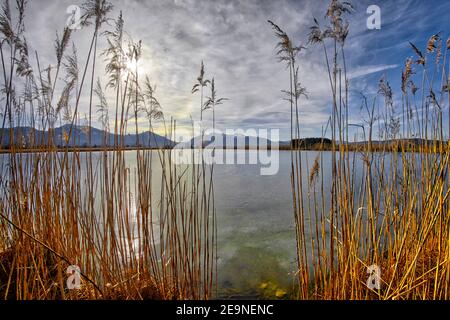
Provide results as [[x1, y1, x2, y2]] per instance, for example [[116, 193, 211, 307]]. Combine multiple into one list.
[[126, 58, 138, 72]]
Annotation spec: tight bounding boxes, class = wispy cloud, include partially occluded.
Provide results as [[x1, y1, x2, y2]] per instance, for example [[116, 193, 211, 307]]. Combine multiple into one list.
[[348, 64, 399, 79]]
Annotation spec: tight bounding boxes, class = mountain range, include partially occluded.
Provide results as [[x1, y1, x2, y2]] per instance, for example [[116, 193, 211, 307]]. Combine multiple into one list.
[[0, 125, 174, 148], [0, 126, 437, 151]]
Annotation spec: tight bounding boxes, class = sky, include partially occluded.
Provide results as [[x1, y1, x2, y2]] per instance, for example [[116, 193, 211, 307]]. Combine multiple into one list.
[[10, 0, 450, 140]]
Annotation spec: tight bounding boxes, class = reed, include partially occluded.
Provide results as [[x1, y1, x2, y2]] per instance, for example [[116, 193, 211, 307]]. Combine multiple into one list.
[[270, 0, 450, 300], [0, 0, 215, 300]]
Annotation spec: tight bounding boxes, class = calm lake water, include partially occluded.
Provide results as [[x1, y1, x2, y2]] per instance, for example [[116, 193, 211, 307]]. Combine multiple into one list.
[[116, 150, 337, 298], [1, 149, 418, 298]]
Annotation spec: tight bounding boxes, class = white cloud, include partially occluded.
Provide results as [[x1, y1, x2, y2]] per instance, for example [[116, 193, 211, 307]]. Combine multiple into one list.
[[6, 0, 447, 140]]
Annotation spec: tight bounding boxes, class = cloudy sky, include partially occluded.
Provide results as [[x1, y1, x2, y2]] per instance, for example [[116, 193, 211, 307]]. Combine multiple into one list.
[[17, 0, 450, 140]]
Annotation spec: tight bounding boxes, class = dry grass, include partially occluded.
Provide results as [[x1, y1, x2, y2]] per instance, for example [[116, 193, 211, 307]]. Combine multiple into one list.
[[0, 0, 215, 300], [270, 0, 450, 300]]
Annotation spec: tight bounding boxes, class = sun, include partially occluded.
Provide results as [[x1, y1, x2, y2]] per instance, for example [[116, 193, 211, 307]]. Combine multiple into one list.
[[126, 57, 138, 72]]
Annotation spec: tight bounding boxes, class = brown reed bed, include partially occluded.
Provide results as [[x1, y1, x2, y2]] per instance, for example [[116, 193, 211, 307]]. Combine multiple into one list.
[[0, 0, 215, 300], [269, 0, 450, 300]]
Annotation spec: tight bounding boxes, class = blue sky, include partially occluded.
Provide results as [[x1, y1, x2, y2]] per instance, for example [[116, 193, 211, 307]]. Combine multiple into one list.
[[14, 0, 450, 140], [342, 0, 450, 139]]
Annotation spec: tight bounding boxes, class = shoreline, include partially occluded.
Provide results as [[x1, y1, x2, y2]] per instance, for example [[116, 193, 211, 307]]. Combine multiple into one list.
[[0, 145, 447, 154]]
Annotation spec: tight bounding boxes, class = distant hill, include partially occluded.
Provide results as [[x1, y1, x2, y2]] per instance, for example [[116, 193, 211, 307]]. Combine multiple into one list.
[[345, 139, 446, 151], [0, 125, 175, 149], [280, 138, 442, 151], [176, 133, 275, 149], [280, 138, 333, 150]]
